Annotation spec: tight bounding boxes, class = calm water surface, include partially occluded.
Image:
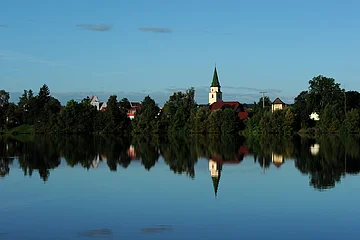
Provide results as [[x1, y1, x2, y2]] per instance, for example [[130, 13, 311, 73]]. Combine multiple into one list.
[[1, 135, 360, 240]]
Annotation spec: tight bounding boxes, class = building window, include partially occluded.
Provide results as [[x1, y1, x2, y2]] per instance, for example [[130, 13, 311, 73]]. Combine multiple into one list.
[[212, 94, 214, 98]]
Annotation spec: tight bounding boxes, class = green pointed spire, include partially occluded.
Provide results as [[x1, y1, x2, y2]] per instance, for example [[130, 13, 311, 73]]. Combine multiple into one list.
[[212, 176, 220, 197], [211, 67, 221, 87]]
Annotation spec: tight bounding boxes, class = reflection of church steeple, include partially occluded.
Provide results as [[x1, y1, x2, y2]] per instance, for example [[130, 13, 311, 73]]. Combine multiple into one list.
[[212, 176, 220, 197], [209, 159, 222, 198]]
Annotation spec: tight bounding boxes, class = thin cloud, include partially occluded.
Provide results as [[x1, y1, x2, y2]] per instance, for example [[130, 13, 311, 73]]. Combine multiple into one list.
[[95, 71, 124, 77], [164, 87, 188, 92], [222, 85, 282, 93], [76, 24, 112, 31], [139, 27, 172, 33], [0, 50, 72, 68], [8, 86, 294, 108]]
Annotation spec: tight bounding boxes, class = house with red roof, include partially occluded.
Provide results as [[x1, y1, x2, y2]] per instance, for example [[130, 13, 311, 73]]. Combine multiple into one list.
[[208, 67, 248, 120], [127, 102, 141, 120], [90, 95, 108, 111]]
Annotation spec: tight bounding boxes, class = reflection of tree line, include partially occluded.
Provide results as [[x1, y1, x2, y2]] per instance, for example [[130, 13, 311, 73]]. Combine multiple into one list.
[[1, 135, 360, 191], [247, 135, 360, 190], [0, 135, 247, 181]]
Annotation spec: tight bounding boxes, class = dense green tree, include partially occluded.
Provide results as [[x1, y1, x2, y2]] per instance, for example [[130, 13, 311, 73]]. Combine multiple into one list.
[[0, 90, 10, 108], [18, 90, 28, 109], [132, 95, 159, 134], [101, 95, 130, 133], [308, 75, 343, 113], [257, 96, 272, 108], [244, 109, 266, 134], [207, 110, 223, 133], [119, 98, 132, 111], [59, 99, 97, 133], [18, 89, 37, 125], [283, 108, 295, 134], [160, 88, 196, 135], [318, 103, 344, 133], [5, 103, 21, 129], [190, 108, 209, 133], [293, 90, 311, 130], [343, 109, 360, 133], [0, 90, 10, 129], [38, 84, 50, 102], [36, 97, 61, 133], [259, 111, 272, 134], [221, 108, 237, 134], [346, 91, 360, 111], [256, 96, 272, 110]]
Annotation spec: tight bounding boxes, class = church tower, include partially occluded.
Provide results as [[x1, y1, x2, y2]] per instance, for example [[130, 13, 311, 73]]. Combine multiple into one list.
[[209, 159, 222, 198], [209, 66, 222, 105]]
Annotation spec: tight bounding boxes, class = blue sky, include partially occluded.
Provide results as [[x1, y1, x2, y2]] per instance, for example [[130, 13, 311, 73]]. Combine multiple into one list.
[[1, 0, 359, 105]]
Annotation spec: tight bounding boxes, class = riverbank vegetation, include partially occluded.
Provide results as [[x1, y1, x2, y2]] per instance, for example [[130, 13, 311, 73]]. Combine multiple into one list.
[[245, 75, 360, 135], [0, 85, 132, 134], [1, 75, 360, 135]]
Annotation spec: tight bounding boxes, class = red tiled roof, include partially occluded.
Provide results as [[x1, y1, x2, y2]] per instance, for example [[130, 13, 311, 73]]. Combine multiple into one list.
[[273, 162, 283, 168], [238, 112, 248, 120], [210, 146, 249, 164], [210, 101, 248, 120], [238, 146, 249, 155], [210, 101, 241, 111], [211, 156, 240, 164]]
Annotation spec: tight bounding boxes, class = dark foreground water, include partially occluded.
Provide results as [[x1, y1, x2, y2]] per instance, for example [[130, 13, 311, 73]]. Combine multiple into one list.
[[1, 134, 360, 240]]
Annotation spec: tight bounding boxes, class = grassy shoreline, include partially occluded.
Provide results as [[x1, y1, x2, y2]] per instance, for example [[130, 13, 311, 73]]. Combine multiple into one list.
[[0, 125, 35, 135], [2, 124, 360, 136]]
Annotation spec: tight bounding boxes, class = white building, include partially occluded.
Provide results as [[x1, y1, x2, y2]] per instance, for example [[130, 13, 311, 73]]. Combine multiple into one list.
[[310, 112, 320, 121], [271, 98, 286, 112], [208, 67, 222, 105], [90, 95, 107, 111], [310, 143, 320, 156]]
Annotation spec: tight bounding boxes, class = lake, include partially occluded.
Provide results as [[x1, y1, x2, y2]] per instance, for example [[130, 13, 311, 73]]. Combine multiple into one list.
[[1, 134, 360, 239]]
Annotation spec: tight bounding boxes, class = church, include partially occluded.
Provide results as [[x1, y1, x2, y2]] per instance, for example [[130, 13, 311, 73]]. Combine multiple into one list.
[[208, 67, 248, 120]]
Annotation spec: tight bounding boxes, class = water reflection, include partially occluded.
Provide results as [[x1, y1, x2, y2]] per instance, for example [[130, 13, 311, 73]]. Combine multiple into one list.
[[1, 134, 360, 191], [77, 229, 112, 238], [140, 225, 173, 234]]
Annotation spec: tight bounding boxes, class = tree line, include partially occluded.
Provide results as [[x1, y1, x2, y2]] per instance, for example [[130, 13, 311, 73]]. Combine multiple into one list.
[[0, 86, 244, 135], [1, 74, 360, 135], [0, 84, 132, 134]]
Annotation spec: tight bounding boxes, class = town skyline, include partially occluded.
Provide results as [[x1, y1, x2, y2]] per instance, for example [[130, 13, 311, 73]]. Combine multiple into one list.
[[5, 80, 289, 106]]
